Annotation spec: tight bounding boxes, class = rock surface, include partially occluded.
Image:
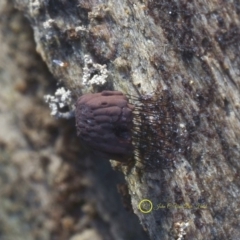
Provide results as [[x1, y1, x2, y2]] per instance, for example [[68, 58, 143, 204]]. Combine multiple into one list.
[[2, 0, 240, 239], [0, 1, 148, 240]]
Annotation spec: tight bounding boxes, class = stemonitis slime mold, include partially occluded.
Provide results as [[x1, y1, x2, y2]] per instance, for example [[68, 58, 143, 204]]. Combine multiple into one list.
[[75, 89, 186, 169], [75, 91, 134, 161]]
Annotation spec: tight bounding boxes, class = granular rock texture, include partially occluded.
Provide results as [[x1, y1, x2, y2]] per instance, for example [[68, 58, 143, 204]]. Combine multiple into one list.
[[0, 1, 149, 240], [7, 0, 240, 239]]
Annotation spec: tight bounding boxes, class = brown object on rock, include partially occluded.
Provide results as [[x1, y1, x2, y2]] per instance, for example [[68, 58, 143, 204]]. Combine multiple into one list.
[[75, 91, 134, 161], [13, 0, 240, 239]]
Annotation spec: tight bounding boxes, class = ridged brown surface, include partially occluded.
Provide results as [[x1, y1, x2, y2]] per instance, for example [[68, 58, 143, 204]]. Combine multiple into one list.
[[75, 91, 134, 161]]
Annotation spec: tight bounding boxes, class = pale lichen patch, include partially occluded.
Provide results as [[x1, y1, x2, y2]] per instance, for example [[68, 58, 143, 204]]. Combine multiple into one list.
[[82, 55, 108, 87], [44, 87, 75, 119]]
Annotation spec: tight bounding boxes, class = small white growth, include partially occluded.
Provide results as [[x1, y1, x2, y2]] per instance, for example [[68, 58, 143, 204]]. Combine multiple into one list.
[[174, 221, 189, 240], [75, 26, 88, 33], [179, 123, 185, 128], [44, 87, 75, 119], [52, 59, 67, 67], [43, 19, 55, 29], [82, 55, 108, 86]]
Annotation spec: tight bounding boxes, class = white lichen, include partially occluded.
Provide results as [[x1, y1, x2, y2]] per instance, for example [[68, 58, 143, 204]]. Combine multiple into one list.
[[82, 55, 108, 86], [174, 221, 189, 240], [43, 19, 55, 29], [44, 87, 75, 119]]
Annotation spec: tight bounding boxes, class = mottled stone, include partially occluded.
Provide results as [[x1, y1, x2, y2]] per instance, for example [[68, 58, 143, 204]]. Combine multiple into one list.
[[11, 0, 240, 239]]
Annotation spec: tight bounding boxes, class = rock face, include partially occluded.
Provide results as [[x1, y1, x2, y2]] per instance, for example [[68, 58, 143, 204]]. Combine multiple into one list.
[[7, 0, 240, 239], [0, 1, 149, 240]]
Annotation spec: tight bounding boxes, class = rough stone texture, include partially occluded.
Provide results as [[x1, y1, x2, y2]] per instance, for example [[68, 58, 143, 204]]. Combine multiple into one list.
[[0, 1, 148, 240], [6, 0, 240, 239]]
